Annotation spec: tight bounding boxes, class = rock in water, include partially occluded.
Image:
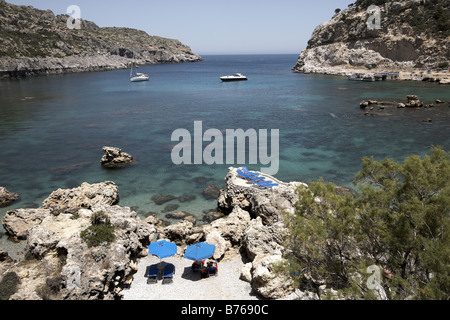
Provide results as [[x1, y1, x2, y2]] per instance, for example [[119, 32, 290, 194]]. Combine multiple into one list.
[[101, 146, 133, 168], [0, 187, 19, 207]]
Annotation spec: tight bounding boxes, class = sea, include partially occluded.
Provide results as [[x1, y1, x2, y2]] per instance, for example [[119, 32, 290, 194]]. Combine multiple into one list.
[[1, 54, 449, 256]]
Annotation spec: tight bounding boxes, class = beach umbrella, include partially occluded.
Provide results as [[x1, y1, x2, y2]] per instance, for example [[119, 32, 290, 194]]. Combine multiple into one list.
[[184, 242, 216, 262], [147, 240, 178, 259]]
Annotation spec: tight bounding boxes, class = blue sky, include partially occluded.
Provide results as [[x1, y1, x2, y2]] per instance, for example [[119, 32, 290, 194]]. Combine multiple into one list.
[[8, 0, 353, 54]]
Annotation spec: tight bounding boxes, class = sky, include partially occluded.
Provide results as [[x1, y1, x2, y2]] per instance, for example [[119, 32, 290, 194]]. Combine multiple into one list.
[[7, 0, 354, 55]]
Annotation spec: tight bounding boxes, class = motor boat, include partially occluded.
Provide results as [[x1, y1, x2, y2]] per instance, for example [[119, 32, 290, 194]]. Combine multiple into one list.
[[220, 73, 248, 82]]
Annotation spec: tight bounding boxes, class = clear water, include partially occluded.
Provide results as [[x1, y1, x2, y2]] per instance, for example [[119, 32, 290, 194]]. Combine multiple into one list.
[[1, 54, 449, 255]]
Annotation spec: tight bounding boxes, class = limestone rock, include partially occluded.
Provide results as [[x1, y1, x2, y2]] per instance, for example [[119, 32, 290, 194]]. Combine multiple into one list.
[[219, 167, 305, 225], [26, 225, 59, 258], [1, 208, 51, 240], [159, 220, 201, 246], [42, 181, 119, 215], [203, 206, 252, 249], [293, 2, 450, 73], [0, 181, 153, 300], [0, 187, 19, 207], [239, 262, 253, 283], [101, 146, 133, 168], [251, 254, 294, 299], [205, 231, 228, 260], [243, 217, 285, 261]]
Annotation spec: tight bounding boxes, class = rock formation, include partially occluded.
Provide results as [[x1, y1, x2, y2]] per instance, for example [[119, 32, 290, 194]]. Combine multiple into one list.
[[293, 0, 450, 75], [101, 146, 134, 168], [0, 187, 19, 207], [1, 181, 154, 300], [0, 1, 202, 78], [0, 169, 312, 300], [42, 181, 119, 215], [145, 167, 306, 299]]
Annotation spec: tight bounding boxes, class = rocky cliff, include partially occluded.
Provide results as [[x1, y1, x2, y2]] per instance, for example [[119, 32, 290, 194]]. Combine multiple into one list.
[[293, 0, 450, 74], [0, 0, 202, 78]]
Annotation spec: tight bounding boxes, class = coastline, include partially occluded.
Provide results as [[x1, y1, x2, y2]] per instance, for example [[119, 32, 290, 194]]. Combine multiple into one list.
[[293, 64, 450, 84], [0, 53, 203, 79]]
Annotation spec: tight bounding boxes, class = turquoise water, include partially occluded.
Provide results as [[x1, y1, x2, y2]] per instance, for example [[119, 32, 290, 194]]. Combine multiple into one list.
[[1, 54, 450, 253]]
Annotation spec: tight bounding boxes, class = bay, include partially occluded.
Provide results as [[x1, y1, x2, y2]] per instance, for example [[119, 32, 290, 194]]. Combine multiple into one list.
[[1, 54, 449, 254]]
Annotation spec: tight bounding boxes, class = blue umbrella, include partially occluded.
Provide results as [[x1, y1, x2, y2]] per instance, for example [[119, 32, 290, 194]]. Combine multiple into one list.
[[184, 242, 216, 262], [148, 240, 178, 259]]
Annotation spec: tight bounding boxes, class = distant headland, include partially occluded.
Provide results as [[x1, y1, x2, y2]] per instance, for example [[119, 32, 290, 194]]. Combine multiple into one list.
[[0, 0, 202, 78], [293, 0, 450, 84]]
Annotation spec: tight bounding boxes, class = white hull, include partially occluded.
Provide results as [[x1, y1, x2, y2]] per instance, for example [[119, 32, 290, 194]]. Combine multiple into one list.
[[130, 75, 149, 82], [220, 73, 248, 82]]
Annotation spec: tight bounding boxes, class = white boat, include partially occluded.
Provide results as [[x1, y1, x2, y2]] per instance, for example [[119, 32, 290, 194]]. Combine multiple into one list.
[[130, 60, 149, 82], [220, 73, 248, 82], [130, 72, 149, 82]]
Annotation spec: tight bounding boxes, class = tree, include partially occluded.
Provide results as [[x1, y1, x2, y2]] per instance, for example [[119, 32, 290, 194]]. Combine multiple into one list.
[[282, 146, 450, 299], [355, 146, 450, 299]]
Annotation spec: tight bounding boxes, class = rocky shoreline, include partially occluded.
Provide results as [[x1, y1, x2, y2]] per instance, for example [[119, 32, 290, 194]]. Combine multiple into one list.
[[293, 64, 450, 84], [0, 168, 310, 300], [0, 52, 202, 79]]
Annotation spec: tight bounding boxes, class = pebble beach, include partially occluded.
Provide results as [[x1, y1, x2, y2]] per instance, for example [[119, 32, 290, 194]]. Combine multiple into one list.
[[122, 254, 261, 300]]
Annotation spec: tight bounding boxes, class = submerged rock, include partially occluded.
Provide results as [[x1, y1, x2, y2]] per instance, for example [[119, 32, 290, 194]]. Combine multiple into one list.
[[151, 194, 177, 205], [165, 211, 196, 224], [203, 184, 221, 200]]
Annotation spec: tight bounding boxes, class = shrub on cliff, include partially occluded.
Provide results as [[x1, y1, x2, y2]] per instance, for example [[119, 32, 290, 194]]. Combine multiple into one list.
[[80, 211, 116, 248], [0, 272, 21, 300], [282, 146, 450, 299]]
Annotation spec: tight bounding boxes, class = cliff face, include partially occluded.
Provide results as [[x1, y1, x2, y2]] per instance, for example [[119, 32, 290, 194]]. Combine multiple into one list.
[[0, 1, 202, 78], [294, 0, 450, 73]]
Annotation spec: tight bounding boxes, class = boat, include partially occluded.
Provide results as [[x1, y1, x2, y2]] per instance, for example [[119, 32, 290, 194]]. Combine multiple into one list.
[[220, 73, 248, 82], [130, 61, 149, 82], [130, 72, 150, 82], [348, 73, 363, 81]]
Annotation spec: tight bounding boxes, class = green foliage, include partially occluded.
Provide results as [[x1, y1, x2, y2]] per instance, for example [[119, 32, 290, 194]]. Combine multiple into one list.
[[0, 272, 21, 300], [282, 146, 450, 300], [36, 276, 63, 300], [355, 146, 450, 299], [80, 211, 116, 248], [351, 0, 450, 38], [438, 62, 449, 69], [283, 180, 360, 293]]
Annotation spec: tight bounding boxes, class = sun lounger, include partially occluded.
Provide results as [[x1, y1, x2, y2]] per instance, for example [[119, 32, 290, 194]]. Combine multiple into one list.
[[242, 167, 259, 177], [256, 180, 279, 188], [237, 169, 266, 182], [162, 264, 175, 284], [146, 264, 159, 284]]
